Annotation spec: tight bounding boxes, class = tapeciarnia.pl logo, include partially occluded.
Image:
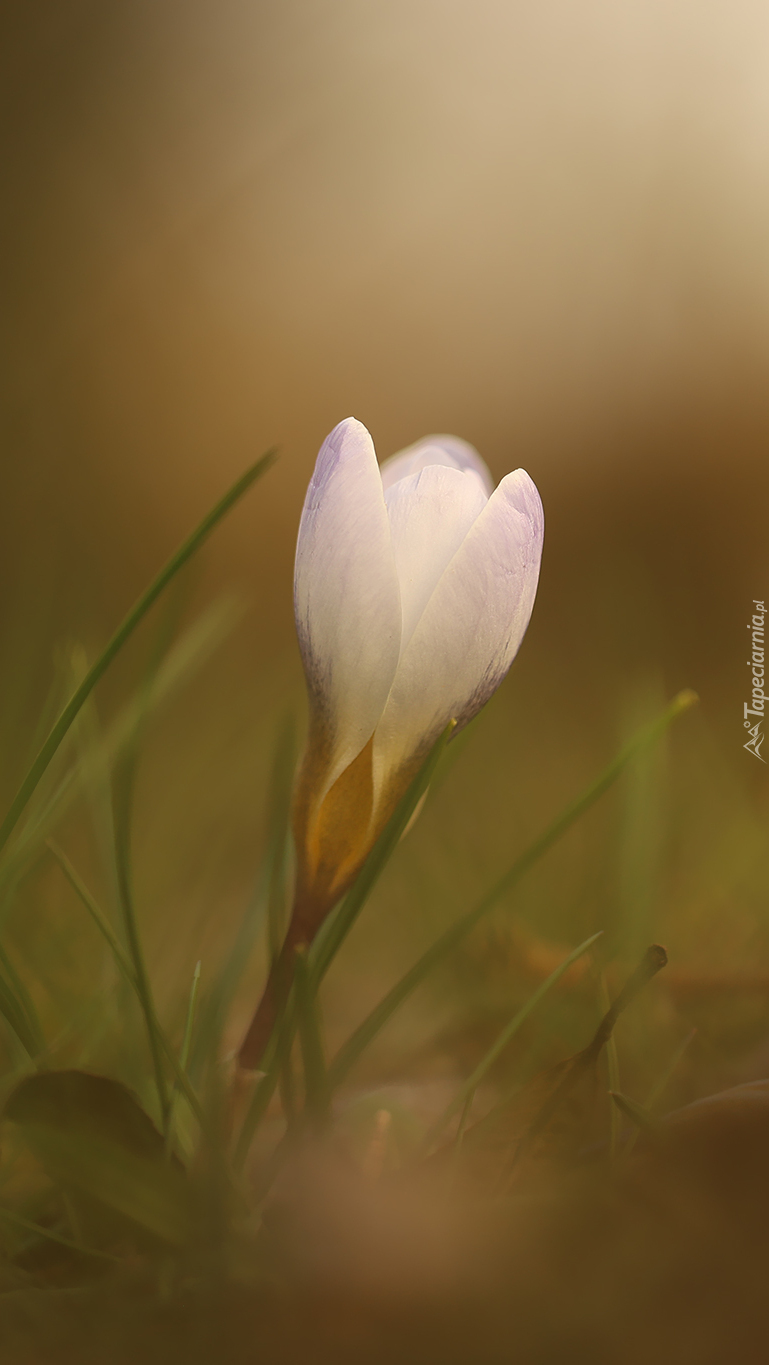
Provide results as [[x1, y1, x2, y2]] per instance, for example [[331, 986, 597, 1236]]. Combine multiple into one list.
[[744, 599, 766, 762]]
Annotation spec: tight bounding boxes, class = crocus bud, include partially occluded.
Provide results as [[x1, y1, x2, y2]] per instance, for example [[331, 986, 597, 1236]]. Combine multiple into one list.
[[238, 417, 543, 1068]]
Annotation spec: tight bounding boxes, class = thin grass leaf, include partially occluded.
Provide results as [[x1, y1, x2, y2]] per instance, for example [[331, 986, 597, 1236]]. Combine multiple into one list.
[[112, 761, 170, 1128], [599, 972, 621, 1160], [452, 1093, 474, 1157], [266, 717, 298, 967], [507, 945, 668, 1172], [327, 692, 696, 1088], [424, 931, 603, 1151], [2, 599, 245, 897], [108, 579, 204, 1133], [0, 450, 276, 863], [647, 1027, 698, 1110], [610, 1090, 654, 1131], [232, 1070, 280, 1175], [47, 842, 137, 990], [277, 1032, 299, 1126], [192, 867, 271, 1078], [0, 1205, 122, 1263], [0, 943, 43, 1056], [262, 721, 301, 1123], [233, 1000, 297, 1171], [189, 718, 298, 1081], [622, 1026, 697, 1156], [165, 962, 201, 1159], [0, 974, 37, 1060], [179, 963, 201, 1077], [48, 844, 206, 1131], [294, 946, 328, 1126], [309, 722, 456, 986]]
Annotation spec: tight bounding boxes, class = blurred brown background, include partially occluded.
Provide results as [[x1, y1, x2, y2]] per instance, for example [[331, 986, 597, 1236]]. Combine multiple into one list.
[[1, 1, 768, 1074]]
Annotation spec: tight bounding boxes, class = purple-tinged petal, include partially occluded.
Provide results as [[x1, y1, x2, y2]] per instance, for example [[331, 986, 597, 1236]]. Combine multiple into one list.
[[385, 464, 488, 652], [294, 418, 402, 794], [372, 468, 544, 804], [380, 435, 493, 497]]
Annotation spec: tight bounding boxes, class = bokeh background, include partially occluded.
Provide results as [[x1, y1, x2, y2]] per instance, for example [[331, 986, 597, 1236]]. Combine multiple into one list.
[[2, 0, 768, 1104]]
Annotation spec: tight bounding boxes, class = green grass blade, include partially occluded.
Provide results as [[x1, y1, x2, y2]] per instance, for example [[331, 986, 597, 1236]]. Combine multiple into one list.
[[233, 1000, 297, 1171], [266, 718, 298, 967], [0, 449, 276, 862], [47, 841, 137, 990], [111, 748, 170, 1129], [48, 842, 206, 1131], [0, 943, 43, 1056], [179, 962, 201, 1076], [294, 946, 329, 1126], [622, 1026, 697, 1156], [610, 1090, 653, 1131], [232, 1069, 280, 1174], [2, 599, 245, 891], [0, 1205, 123, 1263], [190, 718, 297, 1078], [309, 722, 456, 986], [424, 931, 603, 1150], [646, 1027, 697, 1111], [599, 972, 621, 1160], [328, 690, 697, 1088], [452, 1092, 474, 1158], [0, 973, 38, 1059], [191, 864, 271, 1077], [165, 961, 201, 1158], [106, 573, 212, 1133]]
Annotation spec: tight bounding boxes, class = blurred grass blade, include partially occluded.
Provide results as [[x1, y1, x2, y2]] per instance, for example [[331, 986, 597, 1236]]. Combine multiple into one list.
[[623, 1026, 697, 1156], [0, 942, 43, 1056], [646, 1027, 697, 1110], [108, 578, 209, 1133], [509, 945, 668, 1170], [3, 598, 245, 890], [48, 843, 205, 1130], [424, 931, 602, 1149], [190, 717, 297, 1078], [267, 717, 299, 968], [233, 998, 298, 1171], [179, 963, 201, 1076], [328, 691, 696, 1088], [452, 1093, 474, 1158], [112, 751, 170, 1129], [48, 841, 137, 991], [599, 972, 621, 1160], [294, 946, 328, 1126], [309, 722, 456, 985], [0, 971, 39, 1059], [233, 1069, 280, 1174], [0, 449, 276, 862], [166, 961, 201, 1158], [610, 1090, 653, 1131], [0, 1206, 122, 1263]]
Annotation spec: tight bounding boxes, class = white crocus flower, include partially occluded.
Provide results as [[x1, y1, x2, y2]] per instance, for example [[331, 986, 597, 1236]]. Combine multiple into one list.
[[239, 417, 543, 1067]]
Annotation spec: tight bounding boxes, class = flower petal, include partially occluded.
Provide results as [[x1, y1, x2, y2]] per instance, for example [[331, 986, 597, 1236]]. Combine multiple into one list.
[[294, 418, 402, 792], [380, 435, 493, 497], [385, 465, 489, 652], [372, 468, 544, 803]]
